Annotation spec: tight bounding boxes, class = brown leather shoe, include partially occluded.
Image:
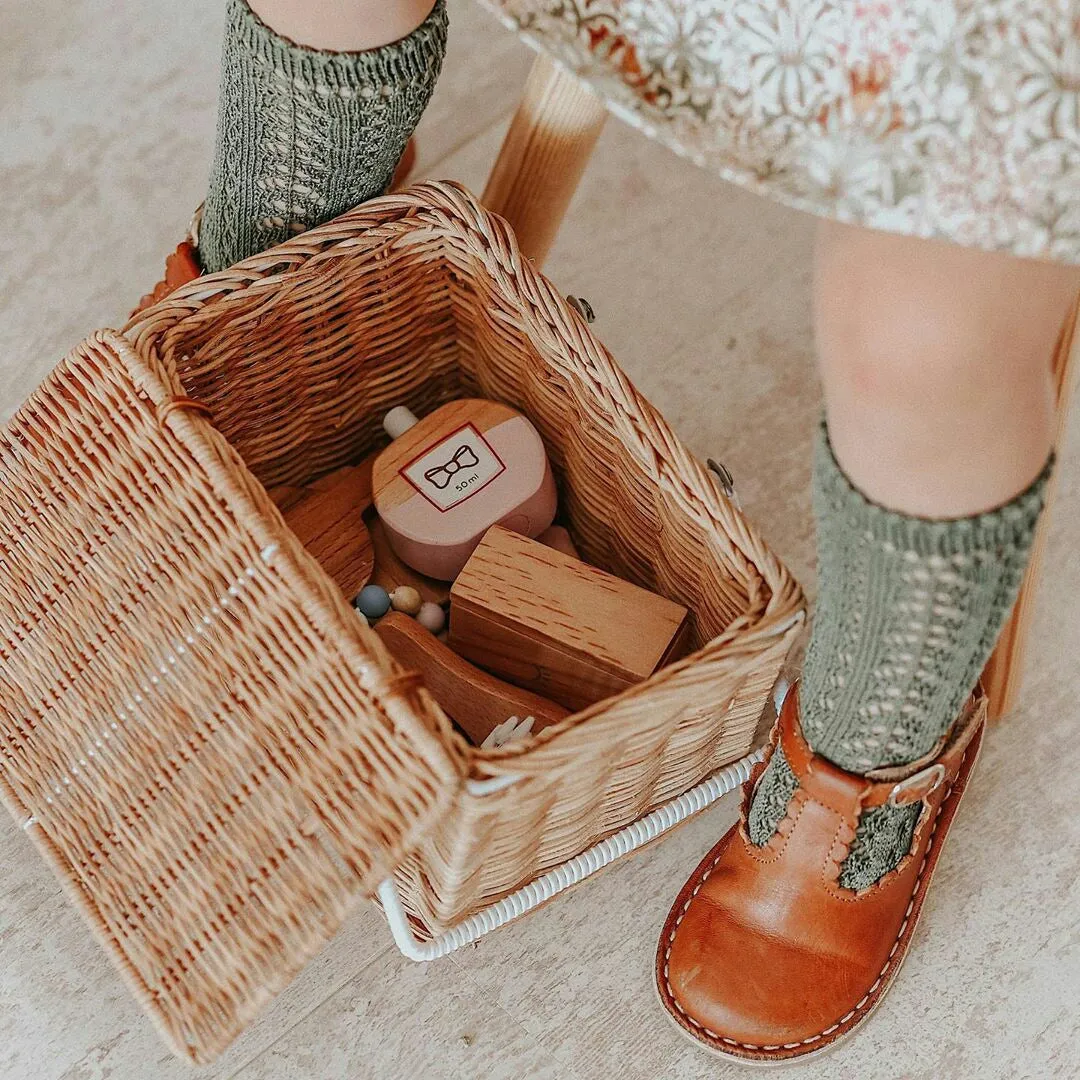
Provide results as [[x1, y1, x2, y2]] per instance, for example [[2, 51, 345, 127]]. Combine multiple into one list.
[[133, 238, 201, 315], [391, 137, 417, 191], [133, 203, 204, 317], [657, 685, 985, 1065]]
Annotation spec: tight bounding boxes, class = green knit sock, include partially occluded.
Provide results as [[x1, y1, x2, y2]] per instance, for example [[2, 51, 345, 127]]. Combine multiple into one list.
[[748, 424, 1051, 890], [199, 0, 447, 273]]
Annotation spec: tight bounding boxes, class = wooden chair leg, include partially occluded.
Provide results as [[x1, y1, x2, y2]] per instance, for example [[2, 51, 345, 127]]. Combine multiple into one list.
[[982, 295, 1079, 720], [482, 53, 607, 267]]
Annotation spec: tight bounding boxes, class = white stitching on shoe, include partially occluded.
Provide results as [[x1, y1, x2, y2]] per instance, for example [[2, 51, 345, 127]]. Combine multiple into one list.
[[660, 743, 973, 1055]]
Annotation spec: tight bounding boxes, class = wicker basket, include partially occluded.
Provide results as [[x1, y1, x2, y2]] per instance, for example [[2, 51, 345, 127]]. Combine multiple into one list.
[[0, 182, 803, 1062]]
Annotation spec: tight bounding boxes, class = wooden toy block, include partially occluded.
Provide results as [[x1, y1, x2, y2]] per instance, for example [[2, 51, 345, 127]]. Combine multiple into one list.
[[537, 524, 580, 560], [269, 454, 375, 512], [309, 456, 375, 513], [267, 483, 306, 512], [450, 526, 691, 711], [367, 515, 451, 607]]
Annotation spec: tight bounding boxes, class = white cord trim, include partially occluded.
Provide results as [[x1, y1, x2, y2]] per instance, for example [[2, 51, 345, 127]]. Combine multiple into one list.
[[464, 773, 522, 798], [378, 748, 766, 962]]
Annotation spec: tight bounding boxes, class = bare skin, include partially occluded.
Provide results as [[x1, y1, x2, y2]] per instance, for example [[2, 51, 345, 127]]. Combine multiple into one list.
[[255, 3, 1079, 525], [815, 222, 1079, 519], [248, 0, 437, 51]]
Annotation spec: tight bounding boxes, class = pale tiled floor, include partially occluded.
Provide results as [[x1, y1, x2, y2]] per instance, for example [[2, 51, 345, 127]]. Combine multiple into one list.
[[2, 3, 1079, 1079]]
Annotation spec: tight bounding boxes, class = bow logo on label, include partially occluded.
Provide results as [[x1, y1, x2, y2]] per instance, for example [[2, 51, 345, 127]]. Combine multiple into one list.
[[424, 444, 480, 489]]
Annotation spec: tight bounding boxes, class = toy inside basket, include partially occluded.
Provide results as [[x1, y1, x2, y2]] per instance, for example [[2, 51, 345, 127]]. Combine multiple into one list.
[[128, 182, 804, 935], [0, 182, 802, 1062]]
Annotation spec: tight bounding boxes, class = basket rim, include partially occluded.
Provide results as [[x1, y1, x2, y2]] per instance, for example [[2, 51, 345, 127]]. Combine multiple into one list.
[[122, 179, 805, 775]]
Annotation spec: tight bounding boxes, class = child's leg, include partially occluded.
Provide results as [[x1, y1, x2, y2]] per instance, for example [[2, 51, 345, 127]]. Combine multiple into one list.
[[815, 223, 1069, 520], [199, 0, 446, 274], [248, 0, 439, 51], [750, 224, 1079, 889]]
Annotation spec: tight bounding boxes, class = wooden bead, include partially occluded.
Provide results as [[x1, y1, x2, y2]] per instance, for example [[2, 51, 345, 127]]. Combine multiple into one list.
[[417, 602, 446, 634], [390, 586, 423, 616], [355, 585, 391, 620]]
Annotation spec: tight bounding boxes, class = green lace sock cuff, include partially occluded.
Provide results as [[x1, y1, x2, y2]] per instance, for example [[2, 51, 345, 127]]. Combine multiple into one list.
[[749, 423, 1051, 891], [200, 0, 447, 273], [803, 423, 1050, 771]]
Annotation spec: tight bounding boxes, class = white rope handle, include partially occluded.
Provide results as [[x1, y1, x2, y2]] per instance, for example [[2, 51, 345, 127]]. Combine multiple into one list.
[[378, 748, 765, 962]]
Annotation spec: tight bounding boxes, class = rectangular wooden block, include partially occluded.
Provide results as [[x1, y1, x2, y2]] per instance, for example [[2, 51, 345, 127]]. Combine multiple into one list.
[[450, 526, 690, 711]]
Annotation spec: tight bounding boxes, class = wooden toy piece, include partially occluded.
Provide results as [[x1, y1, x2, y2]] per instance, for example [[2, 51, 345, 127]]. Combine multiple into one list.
[[367, 515, 451, 607], [282, 469, 375, 599], [537, 524, 580, 560], [268, 454, 375, 514], [374, 612, 569, 745], [390, 586, 423, 616], [267, 483, 307, 513], [308, 454, 376, 514], [375, 400, 523, 513], [450, 526, 692, 712], [417, 601, 446, 634], [355, 585, 391, 620], [373, 399, 557, 580]]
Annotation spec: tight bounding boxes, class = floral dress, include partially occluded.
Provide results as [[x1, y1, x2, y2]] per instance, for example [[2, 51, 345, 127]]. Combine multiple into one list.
[[478, 0, 1080, 263]]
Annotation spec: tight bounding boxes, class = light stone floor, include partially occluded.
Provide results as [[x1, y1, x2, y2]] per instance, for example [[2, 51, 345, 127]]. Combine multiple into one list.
[[2, 3, 1079, 1079]]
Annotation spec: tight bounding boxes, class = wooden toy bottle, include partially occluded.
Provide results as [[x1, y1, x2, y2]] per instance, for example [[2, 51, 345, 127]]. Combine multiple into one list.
[[372, 399, 557, 580]]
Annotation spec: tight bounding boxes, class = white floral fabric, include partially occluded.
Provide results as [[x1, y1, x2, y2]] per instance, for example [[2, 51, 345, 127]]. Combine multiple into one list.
[[478, 0, 1080, 262]]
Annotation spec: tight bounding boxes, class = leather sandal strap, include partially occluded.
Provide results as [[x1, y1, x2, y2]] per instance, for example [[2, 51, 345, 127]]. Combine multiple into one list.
[[777, 693, 871, 817], [777, 684, 986, 815]]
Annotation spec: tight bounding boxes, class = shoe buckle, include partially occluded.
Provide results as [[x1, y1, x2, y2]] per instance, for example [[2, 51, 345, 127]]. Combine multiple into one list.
[[887, 763, 946, 807]]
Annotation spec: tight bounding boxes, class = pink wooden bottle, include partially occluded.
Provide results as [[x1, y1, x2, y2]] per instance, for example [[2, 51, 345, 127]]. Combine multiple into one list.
[[372, 399, 557, 580]]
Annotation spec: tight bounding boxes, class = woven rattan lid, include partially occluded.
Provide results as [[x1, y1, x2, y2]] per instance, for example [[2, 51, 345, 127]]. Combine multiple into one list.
[[0, 330, 464, 1062]]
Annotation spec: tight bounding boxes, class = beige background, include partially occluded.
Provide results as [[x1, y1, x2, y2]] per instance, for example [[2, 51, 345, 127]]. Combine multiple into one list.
[[2, 2, 1078, 1078]]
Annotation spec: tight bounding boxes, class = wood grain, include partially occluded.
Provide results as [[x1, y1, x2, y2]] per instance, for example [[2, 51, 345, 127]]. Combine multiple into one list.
[[482, 52, 608, 266], [269, 457, 374, 513], [450, 527, 690, 711], [374, 613, 568, 744], [309, 457, 375, 511], [283, 472, 375, 599], [267, 483, 306, 512]]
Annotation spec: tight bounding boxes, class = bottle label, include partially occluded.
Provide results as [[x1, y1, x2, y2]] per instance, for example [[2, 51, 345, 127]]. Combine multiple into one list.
[[400, 423, 506, 511]]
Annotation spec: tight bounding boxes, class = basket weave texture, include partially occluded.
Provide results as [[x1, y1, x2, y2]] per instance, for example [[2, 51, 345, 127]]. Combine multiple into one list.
[[0, 182, 803, 1062]]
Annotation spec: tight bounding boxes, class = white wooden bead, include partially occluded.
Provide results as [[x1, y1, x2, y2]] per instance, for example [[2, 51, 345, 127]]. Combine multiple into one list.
[[417, 602, 446, 634]]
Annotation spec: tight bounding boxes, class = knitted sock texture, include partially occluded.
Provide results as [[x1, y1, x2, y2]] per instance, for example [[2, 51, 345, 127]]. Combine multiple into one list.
[[749, 424, 1050, 890], [200, 0, 447, 273]]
